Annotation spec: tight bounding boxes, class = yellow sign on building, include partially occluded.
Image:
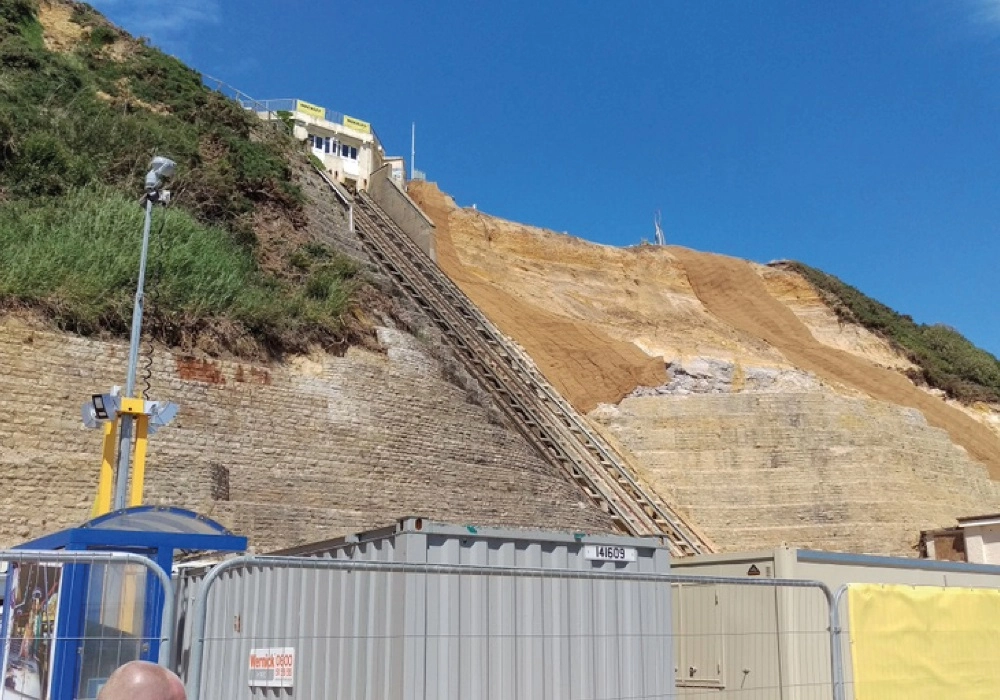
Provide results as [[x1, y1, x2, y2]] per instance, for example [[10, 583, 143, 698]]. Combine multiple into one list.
[[295, 100, 326, 120], [343, 115, 371, 133]]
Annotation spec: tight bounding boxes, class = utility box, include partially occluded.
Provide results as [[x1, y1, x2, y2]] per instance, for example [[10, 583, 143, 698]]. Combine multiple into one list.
[[176, 517, 674, 700]]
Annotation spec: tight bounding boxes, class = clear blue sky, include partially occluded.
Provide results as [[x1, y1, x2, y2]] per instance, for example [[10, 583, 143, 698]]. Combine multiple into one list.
[[91, 0, 999, 357]]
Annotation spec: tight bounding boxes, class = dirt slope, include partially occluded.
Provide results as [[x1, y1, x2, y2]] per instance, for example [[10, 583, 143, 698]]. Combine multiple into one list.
[[668, 246, 1000, 478], [413, 184, 666, 412]]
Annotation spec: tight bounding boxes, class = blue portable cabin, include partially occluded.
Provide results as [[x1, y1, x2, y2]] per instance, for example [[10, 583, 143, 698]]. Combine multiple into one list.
[[3, 506, 246, 700]]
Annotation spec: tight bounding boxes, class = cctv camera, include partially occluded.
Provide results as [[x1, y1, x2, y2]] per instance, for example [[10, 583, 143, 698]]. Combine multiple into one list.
[[145, 156, 177, 191], [150, 156, 176, 179]]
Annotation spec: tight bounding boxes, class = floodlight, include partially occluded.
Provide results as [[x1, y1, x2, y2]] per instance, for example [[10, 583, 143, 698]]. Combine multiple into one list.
[[151, 156, 176, 178], [82, 402, 100, 429], [91, 393, 121, 421]]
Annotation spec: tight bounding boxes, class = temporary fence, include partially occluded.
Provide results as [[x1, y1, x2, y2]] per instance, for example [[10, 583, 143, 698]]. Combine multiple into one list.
[[673, 579, 838, 700], [834, 582, 1000, 700], [0, 550, 173, 700], [177, 555, 841, 700]]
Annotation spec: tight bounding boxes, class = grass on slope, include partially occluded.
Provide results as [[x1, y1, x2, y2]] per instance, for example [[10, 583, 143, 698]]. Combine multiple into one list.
[[782, 261, 1000, 405], [0, 187, 361, 356]]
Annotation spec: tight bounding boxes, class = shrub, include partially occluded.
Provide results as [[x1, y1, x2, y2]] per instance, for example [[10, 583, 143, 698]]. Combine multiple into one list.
[[0, 34, 42, 69], [6, 132, 79, 197], [0, 0, 37, 27], [89, 25, 117, 48]]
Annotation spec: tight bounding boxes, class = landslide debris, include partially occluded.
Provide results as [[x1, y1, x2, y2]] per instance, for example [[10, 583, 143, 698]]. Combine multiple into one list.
[[409, 182, 667, 412], [671, 247, 1000, 479], [775, 260, 1000, 405]]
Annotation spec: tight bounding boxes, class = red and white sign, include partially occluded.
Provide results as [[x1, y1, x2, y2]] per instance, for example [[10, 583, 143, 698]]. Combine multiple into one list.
[[248, 647, 294, 688]]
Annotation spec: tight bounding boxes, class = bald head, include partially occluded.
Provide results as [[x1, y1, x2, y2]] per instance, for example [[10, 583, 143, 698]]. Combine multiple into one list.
[[98, 661, 186, 700]]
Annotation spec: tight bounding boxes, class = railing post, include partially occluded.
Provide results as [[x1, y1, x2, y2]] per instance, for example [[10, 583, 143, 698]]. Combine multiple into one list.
[[832, 585, 850, 700]]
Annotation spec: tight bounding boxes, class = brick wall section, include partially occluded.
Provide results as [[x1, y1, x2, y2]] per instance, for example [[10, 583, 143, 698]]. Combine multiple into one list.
[[592, 391, 1000, 555], [0, 317, 616, 550]]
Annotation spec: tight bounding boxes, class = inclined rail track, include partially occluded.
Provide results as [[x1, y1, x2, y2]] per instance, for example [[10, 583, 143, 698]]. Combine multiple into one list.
[[340, 183, 708, 555]]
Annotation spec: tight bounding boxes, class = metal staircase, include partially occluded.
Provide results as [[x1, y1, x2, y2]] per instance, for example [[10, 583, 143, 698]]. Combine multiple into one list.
[[327, 177, 710, 556]]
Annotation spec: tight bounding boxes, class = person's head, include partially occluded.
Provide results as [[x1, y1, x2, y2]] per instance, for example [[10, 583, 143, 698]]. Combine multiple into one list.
[[97, 661, 186, 700]]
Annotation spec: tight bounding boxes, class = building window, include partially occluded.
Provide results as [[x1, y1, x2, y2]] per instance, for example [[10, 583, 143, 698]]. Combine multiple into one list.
[[340, 144, 349, 157], [350, 146, 358, 160], [324, 137, 331, 154]]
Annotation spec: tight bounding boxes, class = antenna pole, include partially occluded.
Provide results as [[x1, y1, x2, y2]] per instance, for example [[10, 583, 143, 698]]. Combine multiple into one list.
[[654, 210, 666, 246], [410, 122, 416, 180]]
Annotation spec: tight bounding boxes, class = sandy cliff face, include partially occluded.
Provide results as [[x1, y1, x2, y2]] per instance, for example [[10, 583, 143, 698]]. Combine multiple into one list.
[[408, 181, 1000, 554]]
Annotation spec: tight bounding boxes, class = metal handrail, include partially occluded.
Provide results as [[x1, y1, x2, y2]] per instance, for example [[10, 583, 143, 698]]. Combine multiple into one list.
[[201, 75, 385, 152]]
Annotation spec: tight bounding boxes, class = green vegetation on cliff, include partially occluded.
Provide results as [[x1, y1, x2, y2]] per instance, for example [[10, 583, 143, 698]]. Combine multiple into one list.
[[0, 0, 365, 356], [0, 187, 360, 354], [782, 261, 1000, 404]]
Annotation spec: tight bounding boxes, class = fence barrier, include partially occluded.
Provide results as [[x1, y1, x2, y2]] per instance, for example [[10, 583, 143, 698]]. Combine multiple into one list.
[[179, 555, 840, 700], [673, 577, 839, 700], [0, 550, 173, 700], [834, 582, 1000, 700]]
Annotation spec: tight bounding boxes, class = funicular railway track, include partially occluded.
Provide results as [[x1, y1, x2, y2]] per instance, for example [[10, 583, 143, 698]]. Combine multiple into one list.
[[339, 181, 709, 555]]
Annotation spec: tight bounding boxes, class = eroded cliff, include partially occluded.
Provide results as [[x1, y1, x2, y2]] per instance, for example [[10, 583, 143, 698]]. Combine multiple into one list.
[[408, 181, 1000, 554]]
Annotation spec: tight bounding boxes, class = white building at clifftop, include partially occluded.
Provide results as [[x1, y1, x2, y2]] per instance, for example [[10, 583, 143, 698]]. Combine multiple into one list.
[[243, 98, 404, 192]]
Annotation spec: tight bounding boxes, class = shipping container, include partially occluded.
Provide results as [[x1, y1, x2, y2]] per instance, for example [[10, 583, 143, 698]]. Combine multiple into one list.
[[174, 517, 675, 700]]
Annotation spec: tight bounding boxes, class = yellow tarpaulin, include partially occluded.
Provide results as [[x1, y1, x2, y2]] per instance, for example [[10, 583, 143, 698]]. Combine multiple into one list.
[[848, 584, 1000, 700]]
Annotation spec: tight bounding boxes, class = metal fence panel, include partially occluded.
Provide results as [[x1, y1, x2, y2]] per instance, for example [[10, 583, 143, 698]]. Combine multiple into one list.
[[0, 550, 172, 700], [184, 558, 676, 700], [183, 555, 838, 700], [673, 581, 835, 700]]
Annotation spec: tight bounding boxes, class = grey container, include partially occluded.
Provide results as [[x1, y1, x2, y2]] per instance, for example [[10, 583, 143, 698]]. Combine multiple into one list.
[[176, 517, 675, 700]]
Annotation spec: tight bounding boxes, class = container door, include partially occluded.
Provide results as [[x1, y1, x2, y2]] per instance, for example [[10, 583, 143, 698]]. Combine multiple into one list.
[[673, 583, 724, 689]]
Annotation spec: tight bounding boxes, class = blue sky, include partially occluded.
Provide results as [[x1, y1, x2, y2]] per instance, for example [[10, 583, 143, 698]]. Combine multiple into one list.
[[89, 0, 999, 357]]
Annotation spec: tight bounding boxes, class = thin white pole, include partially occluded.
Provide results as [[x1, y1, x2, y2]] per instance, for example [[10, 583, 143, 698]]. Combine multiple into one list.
[[113, 197, 154, 509], [411, 122, 415, 180]]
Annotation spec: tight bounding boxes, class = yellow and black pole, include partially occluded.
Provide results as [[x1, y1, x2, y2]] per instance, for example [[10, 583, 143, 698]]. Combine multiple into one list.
[[85, 156, 178, 517], [90, 397, 158, 517], [92, 419, 117, 517]]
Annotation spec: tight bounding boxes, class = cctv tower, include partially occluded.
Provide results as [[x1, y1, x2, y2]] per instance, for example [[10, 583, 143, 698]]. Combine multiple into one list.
[[82, 157, 180, 516]]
